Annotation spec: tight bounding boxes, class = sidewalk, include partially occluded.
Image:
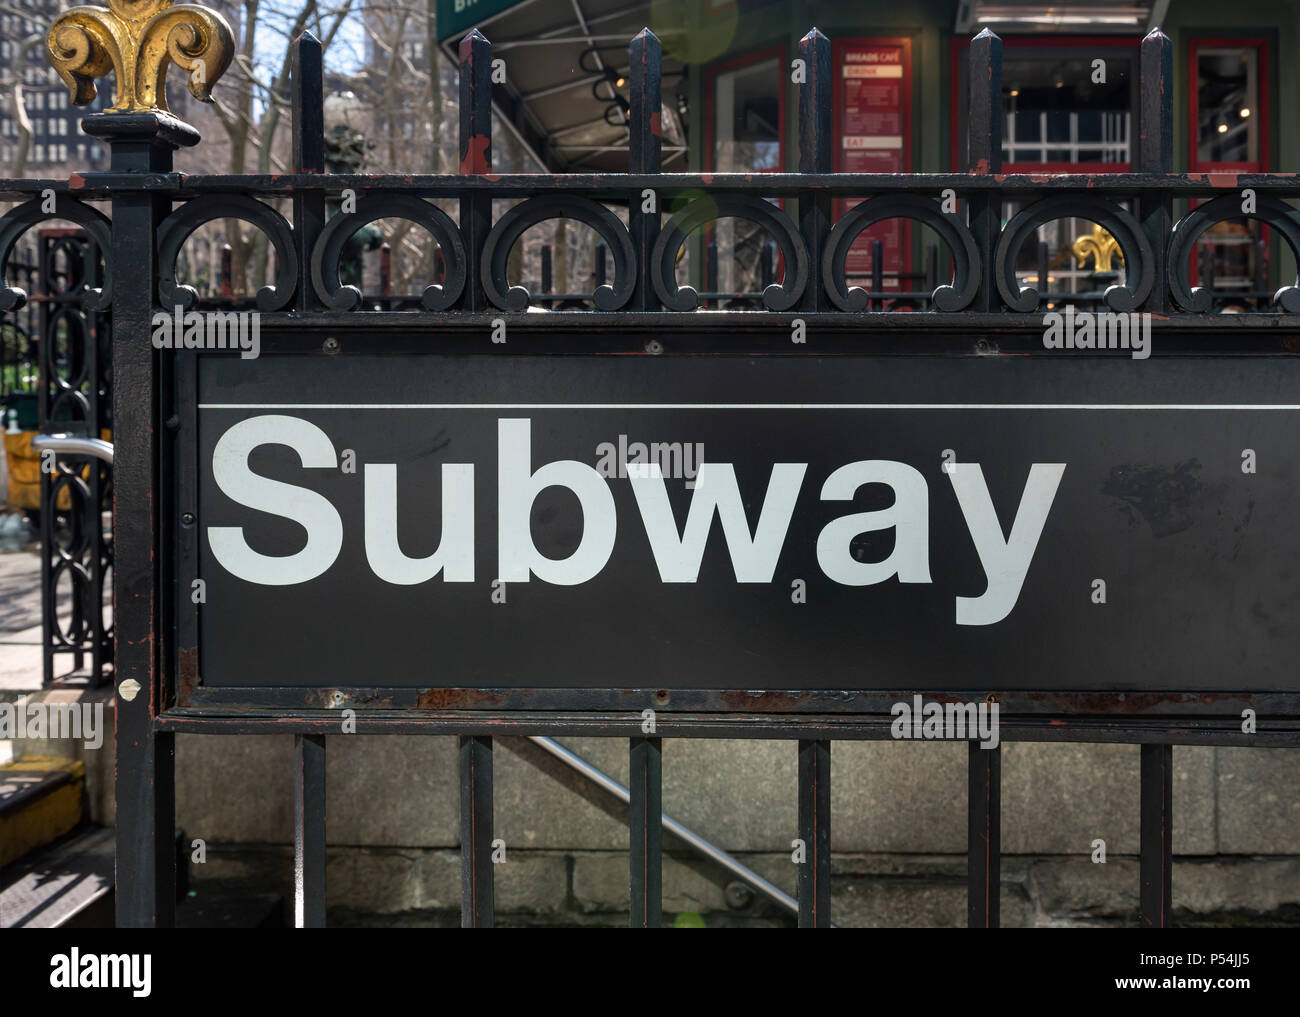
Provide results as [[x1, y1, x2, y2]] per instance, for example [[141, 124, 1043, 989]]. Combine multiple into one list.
[[0, 545, 45, 694]]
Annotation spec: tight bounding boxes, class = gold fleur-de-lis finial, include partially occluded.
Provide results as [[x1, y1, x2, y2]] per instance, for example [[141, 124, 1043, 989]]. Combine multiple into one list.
[[46, 0, 234, 115], [1071, 223, 1125, 274]]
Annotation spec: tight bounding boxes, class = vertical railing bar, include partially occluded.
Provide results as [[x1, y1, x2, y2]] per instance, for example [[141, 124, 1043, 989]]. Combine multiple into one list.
[[628, 27, 661, 312], [871, 238, 884, 310], [291, 31, 325, 313], [1137, 27, 1173, 313], [37, 234, 53, 688], [705, 240, 717, 307], [967, 740, 1001, 928], [459, 29, 493, 312], [460, 734, 495, 927], [968, 28, 1003, 312], [84, 106, 183, 928], [797, 739, 831, 928], [797, 28, 832, 313], [293, 733, 327, 928], [628, 736, 662, 928], [1139, 743, 1173, 928]]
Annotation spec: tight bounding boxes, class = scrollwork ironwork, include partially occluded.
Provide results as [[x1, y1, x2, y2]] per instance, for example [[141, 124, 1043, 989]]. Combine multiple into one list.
[[823, 195, 980, 312], [311, 195, 466, 311], [651, 195, 808, 311], [1168, 193, 1300, 312], [481, 195, 635, 311], [157, 195, 298, 311], [995, 197, 1153, 312], [0, 197, 112, 312]]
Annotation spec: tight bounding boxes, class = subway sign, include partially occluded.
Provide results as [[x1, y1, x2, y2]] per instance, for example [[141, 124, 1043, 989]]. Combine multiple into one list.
[[191, 351, 1300, 692]]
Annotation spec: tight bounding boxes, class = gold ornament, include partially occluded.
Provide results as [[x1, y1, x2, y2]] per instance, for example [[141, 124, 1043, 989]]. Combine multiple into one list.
[[1071, 223, 1124, 274], [46, 0, 233, 114]]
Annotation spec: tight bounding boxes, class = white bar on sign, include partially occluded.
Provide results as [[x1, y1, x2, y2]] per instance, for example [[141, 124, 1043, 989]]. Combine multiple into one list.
[[842, 136, 904, 149], [842, 65, 904, 78]]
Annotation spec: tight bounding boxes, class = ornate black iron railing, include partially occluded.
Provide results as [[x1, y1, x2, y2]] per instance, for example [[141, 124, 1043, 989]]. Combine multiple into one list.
[[1, 17, 1298, 932]]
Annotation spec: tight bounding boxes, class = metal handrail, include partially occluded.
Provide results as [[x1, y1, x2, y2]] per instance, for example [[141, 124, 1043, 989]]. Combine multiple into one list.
[[32, 433, 114, 465], [527, 735, 823, 923]]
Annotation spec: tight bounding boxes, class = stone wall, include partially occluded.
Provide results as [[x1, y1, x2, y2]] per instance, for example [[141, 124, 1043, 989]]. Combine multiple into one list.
[[148, 733, 1300, 926]]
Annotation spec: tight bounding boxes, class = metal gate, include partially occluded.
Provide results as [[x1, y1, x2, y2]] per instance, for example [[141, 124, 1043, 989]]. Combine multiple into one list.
[[4, 5, 1300, 930]]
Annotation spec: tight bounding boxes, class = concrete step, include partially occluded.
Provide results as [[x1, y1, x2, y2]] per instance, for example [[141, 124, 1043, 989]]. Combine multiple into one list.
[[0, 825, 112, 928], [0, 755, 85, 871]]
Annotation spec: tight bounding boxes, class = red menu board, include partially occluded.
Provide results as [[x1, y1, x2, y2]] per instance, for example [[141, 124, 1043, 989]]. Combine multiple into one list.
[[834, 40, 912, 291]]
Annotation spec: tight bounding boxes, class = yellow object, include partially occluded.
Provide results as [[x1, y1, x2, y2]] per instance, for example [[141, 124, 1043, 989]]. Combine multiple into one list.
[[3, 429, 112, 512], [46, 0, 234, 115], [1072, 223, 1125, 273], [0, 756, 85, 870]]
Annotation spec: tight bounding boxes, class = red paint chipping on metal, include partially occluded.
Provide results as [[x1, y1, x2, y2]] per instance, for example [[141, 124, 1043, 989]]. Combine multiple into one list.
[[68, 173, 86, 189], [1207, 172, 1239, 189], [461, 136, 490, 175], [176, 646, 199, 705], [650, 112, 662, 138]]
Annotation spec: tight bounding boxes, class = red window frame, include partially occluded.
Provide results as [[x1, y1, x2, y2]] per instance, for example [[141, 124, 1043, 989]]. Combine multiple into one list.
[[948, 35, 1139, 173], [1187, 37, 1269, 173]]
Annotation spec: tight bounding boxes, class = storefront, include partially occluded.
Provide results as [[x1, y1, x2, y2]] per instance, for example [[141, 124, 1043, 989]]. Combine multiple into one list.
[[437, 0, 1296, 308]]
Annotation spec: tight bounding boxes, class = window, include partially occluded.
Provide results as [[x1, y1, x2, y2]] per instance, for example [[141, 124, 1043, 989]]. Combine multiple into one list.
[[1188, 39, 1269, 309], [706, 50, 786, 302], [709, 51, 783, 172], [952, 38, 1138, 304], [953, 38, 1137, 171], [1190, 40, 1266, 170]]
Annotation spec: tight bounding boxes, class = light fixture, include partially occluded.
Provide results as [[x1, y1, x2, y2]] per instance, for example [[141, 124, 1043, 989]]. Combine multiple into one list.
[[1240, 107, 1251, 118], [1009, 88, 1019, 97], [615, 76, 625, 88], [1217, 123, 1228, 134], [1055, 81, 1064, 88]]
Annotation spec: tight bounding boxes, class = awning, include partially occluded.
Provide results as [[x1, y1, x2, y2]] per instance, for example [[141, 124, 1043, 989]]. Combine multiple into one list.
[[954, 0, 1171, 34], [436, 0, 690, 172]]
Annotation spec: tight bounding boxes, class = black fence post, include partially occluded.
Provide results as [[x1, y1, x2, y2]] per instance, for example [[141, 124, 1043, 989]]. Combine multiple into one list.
[[1137, 27, 1173, 313], [798, 28, 832, 313], [629, 28, 661, 312], [291, 31, 325, 312], [81, 108, 201, 928], [294, 734, 327, 927], [1140, 744, 1174, 927], [459, 29, 492, 312], [967, 740, 1001, 928], [796, 32, 833, 928], [797, 739, 831, 927], [629, 735, 662, 928], [460, 734, 495, 927], [968, 29, 1003, 312]]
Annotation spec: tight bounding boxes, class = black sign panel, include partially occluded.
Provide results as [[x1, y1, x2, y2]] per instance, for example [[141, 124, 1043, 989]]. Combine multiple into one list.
[[192, 351, 1300, 691]]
